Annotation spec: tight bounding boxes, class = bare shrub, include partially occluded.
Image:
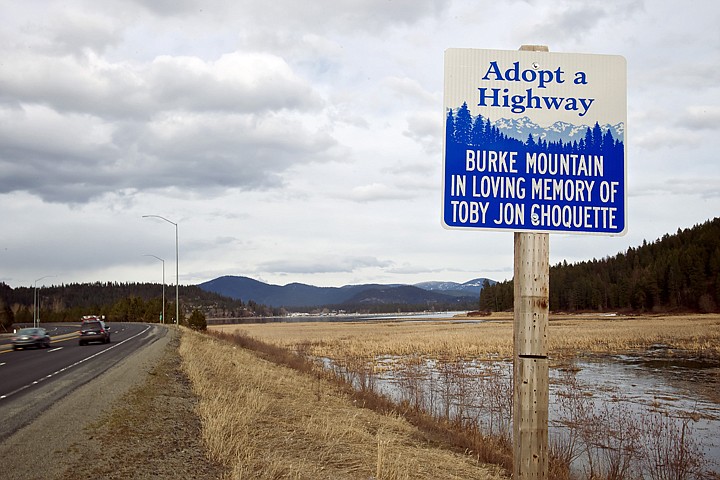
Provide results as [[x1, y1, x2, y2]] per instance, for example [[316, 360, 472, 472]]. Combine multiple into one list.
[[639, 410, 707, 480], [475, 362, 513, 443], [550, 367, 712, 480], [551, 367, 592, 477], [436, 358, 456, 421], [335, 353, 377, 392], [433, 358, 475, 426], [396, 355, 427, 412], [597, 401, 642, 480], [453, 360, 474, 427]]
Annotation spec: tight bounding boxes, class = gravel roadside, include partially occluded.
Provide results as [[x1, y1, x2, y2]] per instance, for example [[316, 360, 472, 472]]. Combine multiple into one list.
[[2, 326, 226, 480]]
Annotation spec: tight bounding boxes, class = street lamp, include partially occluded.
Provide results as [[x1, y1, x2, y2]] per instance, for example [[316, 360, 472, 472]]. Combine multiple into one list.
[[143, 254, 165, 324], [142, 215, 179, 325], [33, 275, 55, 328]]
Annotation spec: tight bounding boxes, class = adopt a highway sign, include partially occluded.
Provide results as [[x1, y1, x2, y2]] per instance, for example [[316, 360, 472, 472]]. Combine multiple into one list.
[[442, 48, 627, 235]]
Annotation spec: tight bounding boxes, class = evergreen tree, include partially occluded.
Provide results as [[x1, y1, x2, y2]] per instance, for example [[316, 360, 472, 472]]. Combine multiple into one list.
[[0, 297, 13, 331], [592, 121, 603, 150], [479, 218, 720, 313], [187, 309, 207, 331], [583, 127, 593, 152], [471, 114, 485, 146], [453, 102, 473, 145], [526, 133, 536, 149], [445, 108, 455, 144], [602, 128, 615, 154]]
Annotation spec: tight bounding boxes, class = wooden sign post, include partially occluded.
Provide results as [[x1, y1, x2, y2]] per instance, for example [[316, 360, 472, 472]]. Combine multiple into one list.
[[512, 44, 550, 480], [513, 230, 549, 478], [442, 43, 626, 479]]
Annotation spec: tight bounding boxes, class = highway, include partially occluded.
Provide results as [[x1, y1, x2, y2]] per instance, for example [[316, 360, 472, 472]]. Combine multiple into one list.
[[0, 322, 168, 441]]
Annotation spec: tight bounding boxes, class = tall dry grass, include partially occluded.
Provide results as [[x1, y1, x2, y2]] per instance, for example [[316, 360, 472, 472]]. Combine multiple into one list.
[[179, 328, 508, 480], [202, 314, 720, 479], [213, 313, 720, 361]]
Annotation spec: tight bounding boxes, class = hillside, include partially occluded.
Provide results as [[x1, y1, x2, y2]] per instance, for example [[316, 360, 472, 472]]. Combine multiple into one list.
[[198, 277, 492, 309], [479, 217, 720, 313], [0, 276, 491, 328], [0, 283, 273, 328]]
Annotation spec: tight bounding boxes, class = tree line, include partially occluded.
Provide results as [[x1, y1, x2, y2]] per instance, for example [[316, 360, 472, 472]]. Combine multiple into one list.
[[0, 281, 281, 331], [479, 217, 720, 313], [446, 102, 624, 155]]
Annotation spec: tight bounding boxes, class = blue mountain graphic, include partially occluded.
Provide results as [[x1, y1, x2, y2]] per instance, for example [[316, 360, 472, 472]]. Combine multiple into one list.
[[445, 102, 624, 154], [494, 116, 624, 145]]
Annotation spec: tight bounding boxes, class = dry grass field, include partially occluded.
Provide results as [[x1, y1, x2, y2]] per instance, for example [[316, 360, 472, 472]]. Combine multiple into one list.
[[211, 313, 720, 362], [198, 314, 720, 479], [180, 328, 509, 480]]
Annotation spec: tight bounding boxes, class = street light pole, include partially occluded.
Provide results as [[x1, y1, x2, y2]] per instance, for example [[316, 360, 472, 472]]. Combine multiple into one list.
[[143, 254, 165, 324], [142, 215, 179, 325], [33, 275, 55, 328]]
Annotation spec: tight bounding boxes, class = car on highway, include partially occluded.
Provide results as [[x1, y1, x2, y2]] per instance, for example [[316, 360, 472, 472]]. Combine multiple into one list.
[[79, 317, 111, 345], [11, 327, 51, 350]]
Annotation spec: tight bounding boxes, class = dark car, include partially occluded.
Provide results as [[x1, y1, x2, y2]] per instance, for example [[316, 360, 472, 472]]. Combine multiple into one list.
[[79, 319, 111, 345], [11, 327, 51, 350]]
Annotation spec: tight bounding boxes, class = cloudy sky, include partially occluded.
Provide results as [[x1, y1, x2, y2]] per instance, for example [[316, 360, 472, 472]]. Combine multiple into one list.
[[1, 0, 718, 290]]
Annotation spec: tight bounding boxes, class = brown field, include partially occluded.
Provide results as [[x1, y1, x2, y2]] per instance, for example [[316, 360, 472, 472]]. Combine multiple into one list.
[[210, 313, 720, 362], [198, 314, 720, 478], [180, 328, 508, 480]]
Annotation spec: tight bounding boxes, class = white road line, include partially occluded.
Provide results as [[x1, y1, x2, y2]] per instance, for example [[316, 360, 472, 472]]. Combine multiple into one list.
[[47, 347, 63, 353], [0, 325, 152, 401], [0, 362, 5, 367]]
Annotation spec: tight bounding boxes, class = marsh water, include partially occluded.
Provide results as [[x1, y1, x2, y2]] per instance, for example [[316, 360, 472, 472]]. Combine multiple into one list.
[[553, 355, 720, 475], [251, 312, 719, 474], [328, 351, 720, 476]]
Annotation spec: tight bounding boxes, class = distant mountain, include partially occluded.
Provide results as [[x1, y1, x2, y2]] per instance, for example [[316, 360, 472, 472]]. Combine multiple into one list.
[[414, 278, 495, 297], [494, 116, 624, 144], [199, 276, 365, 307], [198, 276, 493, 309], [343, 285, 467, 305]]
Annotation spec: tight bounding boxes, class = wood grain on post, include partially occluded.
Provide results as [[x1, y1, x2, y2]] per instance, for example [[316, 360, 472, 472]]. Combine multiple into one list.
[[513, 232, 549, 479], [513, 43, 550, 480]]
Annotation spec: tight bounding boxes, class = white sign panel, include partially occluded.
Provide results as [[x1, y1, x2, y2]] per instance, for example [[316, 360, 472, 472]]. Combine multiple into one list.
[[442, 48, 627, 235]]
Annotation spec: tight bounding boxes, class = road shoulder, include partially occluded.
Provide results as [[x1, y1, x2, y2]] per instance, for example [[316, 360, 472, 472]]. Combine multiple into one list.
[[2, 325, 224, 480]]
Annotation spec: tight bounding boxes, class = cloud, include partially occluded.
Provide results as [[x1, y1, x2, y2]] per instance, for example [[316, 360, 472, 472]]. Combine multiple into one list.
[[257, 255, 392, 275], [43, 11, 123, 56], [529, 4, 608, 41], [631, 126, 703, 151], [385, 264, 445, 275], [0, 45, 338, 203], [521, 0, 644, 44], [0, 49, 323, 118], [235, 0, 448, 35], [403, 111, 442, 154], [676, 106, 720, 131], [0, 106, 339, 202], [2, 0, 719, 291], [383, 77, 437, 105], [147, 52, 324, 114], [344, 183, 419, 202], [632, 178, 720, 199], [128, 0, 200, 16]]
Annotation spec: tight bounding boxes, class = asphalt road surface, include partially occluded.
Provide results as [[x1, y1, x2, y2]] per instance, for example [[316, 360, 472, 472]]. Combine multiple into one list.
[[0, 322, 166, 442]]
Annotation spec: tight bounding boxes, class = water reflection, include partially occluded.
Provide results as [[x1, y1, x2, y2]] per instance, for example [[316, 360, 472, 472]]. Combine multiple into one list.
[[563, 356, 720, 474], [324, 353, 720, 477]]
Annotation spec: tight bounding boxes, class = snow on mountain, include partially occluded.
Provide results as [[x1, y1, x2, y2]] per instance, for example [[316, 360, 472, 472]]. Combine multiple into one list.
[[494, 116, 625, 144], [414, 278, 494, 296], [414, 281, 463, 291]]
